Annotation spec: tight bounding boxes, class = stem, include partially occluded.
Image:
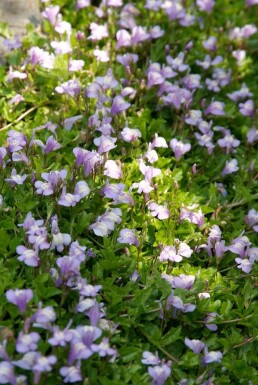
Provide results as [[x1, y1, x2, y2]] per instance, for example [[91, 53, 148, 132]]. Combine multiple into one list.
[[0, 103, 48, 131], [138, 327, 179, 363]]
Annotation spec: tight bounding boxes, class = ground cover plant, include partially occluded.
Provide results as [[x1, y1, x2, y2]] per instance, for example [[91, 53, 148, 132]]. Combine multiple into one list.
[[0, 0, 258, 383]]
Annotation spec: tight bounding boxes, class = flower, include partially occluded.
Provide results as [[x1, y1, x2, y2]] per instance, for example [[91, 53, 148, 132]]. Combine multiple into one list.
[[117, 229, 140, 247], [222, 159, 239, 176], [184, 338, 206, 353], [6, 289, 33, 312], [159, 241, 193, 262], [170, 139, 191, 160], [111, 96, 131, 115]]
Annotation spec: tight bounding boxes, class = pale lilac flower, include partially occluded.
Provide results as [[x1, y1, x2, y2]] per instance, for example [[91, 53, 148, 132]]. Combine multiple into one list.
[[167, 294, 196, 313], [131, 26, 150, 45], [6, 288, 33, 312], [16, 332, 40, 353], [159, 241, 193, 262], [121, 127, 141, 142], [7, 67, 27, 82], [74, 181, 90, 199], [204, 312, 218, 331], [117, 228, 140, 247], [33, 305, 56, 328], [166, 52, 189, 72], [94, 135, 117, 154], [104, 160, 123, 179], [148, 203, 170, 220], [94, 49, 110, 62], [48, 326, 73, 347], [203, 349, 223, 364], [111, 96, 131, 115], [28, 47, 55, 69], [247, 0, 258, 5], [88, 23, 108, 41], [227, 83, 253, 102], [185, 110, 202, 126], [239, 100, 255, 117], [51, 40, 72, 55], [226, 235, 250, 258], [148, 363, 171, 385], [116, 29, 131, 49], [68, 59, 84, 72], [142, 351, 160, 365], [170, 138, 191, 160], [55, 79, 81, 97], [76, 0, 90, 9], [32, 354, 57, 372], [150, 26, 164, 39], [184, 338, 205, 353], [0, 362, 17, 385], [60, 365, 82, 383], [151, 134, 168, 148], [51, 216, 71, 252], [132, 180, 154, 194], [91, 338, 116, 357], [5, 169, 27, 187], [203, 36, 217, 51], [162, 273, 195, 290], [217, 134, 240, 153], [58, 191, 80, 207], [17, 246, 39, 267], [42, 5, 60, 25], [196, 0, 215, 13], [247, 128, 258, 144], [205, 101, 225, 116], [235, 258, 253, 273], [180, 205, 204, 228], [245, 209, 258, 227], [232, 49, 246, 65], [3, 34, 22, 51], [7, 130, 27, 152], [222, 159, 239, 176], [8, 94, 24, 105], [64, 115, 82, 131]]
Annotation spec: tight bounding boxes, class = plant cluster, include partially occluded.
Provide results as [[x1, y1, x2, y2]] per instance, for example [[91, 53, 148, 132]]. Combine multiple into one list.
[[0, 0, 258, 384]]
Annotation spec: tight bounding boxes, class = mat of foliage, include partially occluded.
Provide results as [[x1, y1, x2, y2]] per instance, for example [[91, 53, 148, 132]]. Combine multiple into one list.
[[0, 0, 258, 384]]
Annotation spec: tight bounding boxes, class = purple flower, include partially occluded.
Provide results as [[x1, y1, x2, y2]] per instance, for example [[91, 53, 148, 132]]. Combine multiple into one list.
[[245, 209, 258, 227], [5, 169, 27, 187], [42, 5, 60, 25], [204, 312, 218, 331], [33, 305, 56, 329], [55, 79, 81, 97], [180, 205, 204, 228], [235, 257, 253, 273], [88, 23, 108, 41], [203, 349, 223, 364], [48, 326, 73, 347], [167, 294, 196, 313], [239, 100, 255, 117], [117, 228, 140, 247], [202, 36, 217, 51], [121, 127, 141, 142], [104, 160, 123, 179], [51, 216, 71, 252], [16, 332, 40, 353], [142, 351, 161, 365], [94, 49, 110, 63], [7, 67, 27, 82], [167, 52, 189, 72], [162, 273, 195, 290], [247, 128, 258, 144], [111, 96, 131, 115], [184, 338, 205, 353], [7, 130, 27, 152], [205, 101, 225, 116], [17, 245, 39, 267], [76, 0, 90, 9], [148, 202, 170, 220], [0, 362, 17, 385], [222, 159, 239, 176], [8, 93, 24, 105], [196, 0, 215, 13], [94, 135, 117, 154], [170, 139, 191, 160], [60, 365, 82, 383], [116, 29, 132, 49], [148, 363, 171, 385], [51, 40, 72, 55], [91, 337, 116, 357], [32, 354, 57, 372], [159, 241, 193, 262], [6, 288, 33, 312], [217, 134, 240, 153]]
